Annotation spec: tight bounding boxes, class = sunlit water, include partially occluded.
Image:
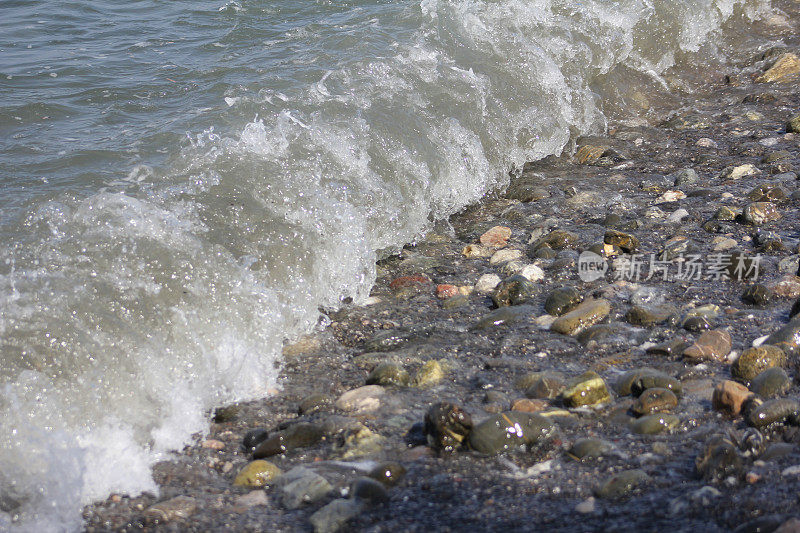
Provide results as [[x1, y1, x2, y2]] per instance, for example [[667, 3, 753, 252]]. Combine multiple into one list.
[[0, 0, 771, 529]]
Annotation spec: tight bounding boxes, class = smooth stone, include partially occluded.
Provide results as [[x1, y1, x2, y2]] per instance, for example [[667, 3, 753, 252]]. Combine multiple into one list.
[[630, 414, 679, 434], [279, 468, 333, 509], [748, 184, 788, 203], [745, 398, 800, 428], [335, 385, 386, 413], [742, 284, 773, 306], [366, 362, 410, 387], [632, 388, 678, 416], [424, 402, 473, 452], [472, 305, 536, 330], [604, 229, 639, 253], [299, 394, 334, 415], [567, 438, 613, 461], [550, 298, 611, 336], [242, 428, 269, 452], [519, 263, 545, 282], [530, 229, 578, 252], [364, 330, 411, 352], [350, 477, 389, 505], [489, 248, 524, 266], [750, 367, 791, 398], [771, 275, 800, 299], [521, 372, 566, 399], [660, 235, 696, 261], [765, 318, 800, 357], [715, 206, 740, 221], [336, 426, 386, 459], [595, 469, 651, 499], [631, 372, 682, 397], [561, 370, 612, 407], [721, 163, 760, 180], [682, 315, 712, 332], [475, 273, 502, 294], [462, 244, 492, 258], [647, 337, 693, 357], [732, 345, 786, 381], [235, 490, 269, 508], [760, 443, 796, 462], [309, 499, 362, 533], [511, 398, 550, 413], [253, 423, 326, 458], [233, 460, 283, 488], [669, 168, 698, 186], [712, 381, 753, 416], [544, 287, 583, 316], [144, 496, 197, 523], [615, 368, 662, 395], [443, 294, 470, 309], [367, 462, 406, 486], [492, 275, 536, 307], [754, 230, 783, 252], [468, 412, 555, 454], [213, 404, 240, 423], [682, 330, 732, 362], [626, 304, 677, 327]]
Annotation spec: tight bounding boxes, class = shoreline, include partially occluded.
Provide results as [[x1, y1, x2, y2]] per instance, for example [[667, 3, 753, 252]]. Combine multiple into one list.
[[82, 4, 800, 532]]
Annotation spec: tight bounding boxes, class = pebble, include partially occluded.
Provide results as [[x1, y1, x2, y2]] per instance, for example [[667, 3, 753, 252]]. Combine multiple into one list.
[[544, 287, 583, 316], [770, 275, 800, 299], [144, 496, 198, 523], [742, 202, 781, 225], [745, 398, 800, 429], [492, 275, 536, 307], [756, 52, 800, 83], [567, 438, 613, 461], [632, 387, 678, 416], [367, 462, 406, 486], [522, 372, 565, 399], [242, 428, 269, 452], [350, 477, 389, 505], [594, 469, 651, 498], [682, 329, 732, 362], [309, 499, 362, 533], [489, 248, 523, 265], [366, 362, 410, 387], [475, 273, 502, 294], [278, 467, 333, 509], [550, 298, 611, 336], [233, 460, 283, 488], [668, 168, 698, 186], [299, 394, 334, 415], [519, 264, 545, 282], [575, 497, 596, 514], [561, 370, 611, 407], [462, 244, 492, 258], [424, 402, 473, 452], [626, 304, 677, 327], [511, 398, 549, 413], [335, 385, 385, 413], [630, 414, 679, 434], [722, 163, 760, 180], [472, 305, 535, 330], [696, 436, 742, 481], [655, 190, 687, 203], [235, 490, 269, 508], [750, 367, 791, 398], [530, 229, 578, 252], [604, 229, 639, 253], [666, 208, 690, 223], [480, 225, 512, 248], [468, 411, 555, 454], [253, 422, 325, 458], [742, 284, 773, 306], [731, 345, 786, 381], [412, 360, 445, 387], [712, 381, 753, 416], [436, 284, 459, 299]]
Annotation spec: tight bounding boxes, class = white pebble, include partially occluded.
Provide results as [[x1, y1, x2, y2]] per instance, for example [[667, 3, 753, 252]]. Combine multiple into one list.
[[519, 264, 545, 282], [489, 248, 523, 265]]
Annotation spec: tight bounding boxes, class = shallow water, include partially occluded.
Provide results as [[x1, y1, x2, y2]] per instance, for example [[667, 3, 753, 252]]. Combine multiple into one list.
[[0, 0, 772, 529]]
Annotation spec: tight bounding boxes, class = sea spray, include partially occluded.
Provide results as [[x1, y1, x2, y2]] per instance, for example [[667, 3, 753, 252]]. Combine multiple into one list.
[[0, 0, 770, 528]]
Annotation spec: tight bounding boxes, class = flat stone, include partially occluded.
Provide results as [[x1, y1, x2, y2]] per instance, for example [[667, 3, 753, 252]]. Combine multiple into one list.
[[335, 385, 386, 413], [144, 496, 197, 523], [712, 381, 753, 416], [550, 298, 611, 336], [682, 330, 732, 362], [489, 248, 523, 265]]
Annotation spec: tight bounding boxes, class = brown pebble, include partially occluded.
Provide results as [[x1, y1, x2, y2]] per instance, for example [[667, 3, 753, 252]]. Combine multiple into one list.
[[770, 275, 800, 298], [480, 226, 511, 248], [389, 274, 431, 291], [746, 472, 761, 484], [202, 439, 225, 450], [712, 380, 753, 416], [682, 330, 732, 362], [436, 284, 458, 299], [511, 398, 549, 413]]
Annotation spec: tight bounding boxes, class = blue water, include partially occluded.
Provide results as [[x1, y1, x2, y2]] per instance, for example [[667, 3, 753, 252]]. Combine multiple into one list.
[[0, 0, 772, 529]]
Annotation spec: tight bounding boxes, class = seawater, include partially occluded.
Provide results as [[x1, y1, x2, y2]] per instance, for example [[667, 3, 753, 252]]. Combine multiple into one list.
[[0, 0, 772, 529]]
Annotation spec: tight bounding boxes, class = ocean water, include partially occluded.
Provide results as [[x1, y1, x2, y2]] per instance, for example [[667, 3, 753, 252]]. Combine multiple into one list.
[[0, 0, 772, 529]]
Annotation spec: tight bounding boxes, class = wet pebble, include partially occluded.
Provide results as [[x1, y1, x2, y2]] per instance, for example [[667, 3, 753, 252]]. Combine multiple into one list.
[[278, 467, 333, 509], [367, 462, 406, 486], [366, 362, 410, 387], [604, 229, 639, 253], [310, 499, 362, 533], [745, 398, 800, 429], [468, 411, 555, 454], [630, 413, 679, 434], [750, 367, 791, 398], [144, 496, 197, 523], [712, 381, 753, 416], [732, 345, 786, 381], [544, 286, 583, 316], [253, 422, 326, 458], [696, 436, 742, 482], [741, 283, 773, 306], [632, 387, 678, 416], [335, 385, 385, 413], [561, 370, 611, 407], [742, 202, 781, 225], [682, 329, 732, 362], [550, 298, 611, 336], [594, 469, 651, 499], [233, 460, 283, 488], [423, 402, 473, 452], [350, 477, 389, 505], [242, 428, 269, 453], [567, 437, 613, 461], [299, 394, 334, 415], [626, 304, 677, 327], [412, 360, 445, 387], [492, 275, 536, 307]]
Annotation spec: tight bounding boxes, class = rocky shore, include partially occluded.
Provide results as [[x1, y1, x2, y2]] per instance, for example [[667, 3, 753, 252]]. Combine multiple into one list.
[[83, 4, 800, 532]]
